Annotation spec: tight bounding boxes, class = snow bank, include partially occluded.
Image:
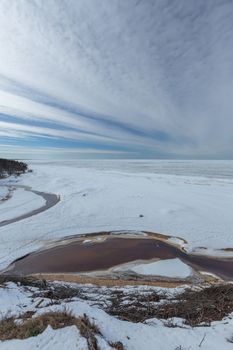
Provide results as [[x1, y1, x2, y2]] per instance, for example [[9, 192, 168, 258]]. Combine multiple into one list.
[[0, 186, 8, 200], [124, 258, 192, 278]]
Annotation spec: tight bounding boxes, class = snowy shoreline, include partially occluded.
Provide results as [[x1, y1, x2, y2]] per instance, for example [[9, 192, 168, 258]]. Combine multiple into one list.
[[0, 160, 233, 271]]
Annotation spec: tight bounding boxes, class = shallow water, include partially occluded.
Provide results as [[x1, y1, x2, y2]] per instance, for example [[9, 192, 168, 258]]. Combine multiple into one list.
[[7, 235, 233, 280]]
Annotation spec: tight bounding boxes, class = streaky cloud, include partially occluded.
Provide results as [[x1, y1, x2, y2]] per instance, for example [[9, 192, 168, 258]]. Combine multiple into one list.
[[0, 0, 233, 158]]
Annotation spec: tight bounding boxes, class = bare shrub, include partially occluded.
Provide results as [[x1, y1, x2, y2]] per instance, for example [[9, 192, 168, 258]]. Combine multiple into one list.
[[107, 284, 233, 326]]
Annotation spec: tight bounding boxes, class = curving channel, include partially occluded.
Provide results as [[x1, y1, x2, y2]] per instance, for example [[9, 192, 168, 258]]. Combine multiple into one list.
[[0, 185, 60, 228]]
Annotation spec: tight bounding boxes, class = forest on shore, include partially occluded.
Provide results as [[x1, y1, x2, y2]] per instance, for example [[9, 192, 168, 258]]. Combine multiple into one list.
[[0, 159, 28, 178]]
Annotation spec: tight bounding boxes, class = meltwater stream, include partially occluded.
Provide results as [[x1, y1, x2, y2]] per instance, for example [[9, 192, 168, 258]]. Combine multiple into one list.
[[0, 185, 60, 228]]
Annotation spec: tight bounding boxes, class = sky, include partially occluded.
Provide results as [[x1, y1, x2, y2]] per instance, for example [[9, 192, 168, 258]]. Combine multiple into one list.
[[0, 0, 233, 159]]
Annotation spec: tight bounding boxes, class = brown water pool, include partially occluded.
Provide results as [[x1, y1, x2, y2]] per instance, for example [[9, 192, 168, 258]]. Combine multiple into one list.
[[6, 236, 233, 281]]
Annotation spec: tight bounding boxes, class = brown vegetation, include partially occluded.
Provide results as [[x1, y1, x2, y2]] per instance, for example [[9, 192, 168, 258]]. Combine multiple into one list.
[[0, 311, 79, 340], [33, 273, 187, 288], [0, 311, 124, 350], [107, 284, 233, 326], [2, 275, 233, 329]]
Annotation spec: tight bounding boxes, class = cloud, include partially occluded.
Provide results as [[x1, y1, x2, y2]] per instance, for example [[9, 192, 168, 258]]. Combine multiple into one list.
[[0, 0, 233, 158]]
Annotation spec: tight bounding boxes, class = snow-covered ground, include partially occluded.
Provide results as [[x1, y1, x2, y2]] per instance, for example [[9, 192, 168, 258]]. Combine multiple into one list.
[[115, 258, 192, 278], [0, 188, 45, 222], [1, 160, 233, 349], [0, 186, 8, 200], [0, 160, 233, 269]]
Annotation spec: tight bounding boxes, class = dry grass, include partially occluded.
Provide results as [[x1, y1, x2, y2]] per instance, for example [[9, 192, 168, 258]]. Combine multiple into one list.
[[0, 310, 124, 349], [109, 342, 124, 350], [34, 273, 187, 288], [0, 311, 101, 340], [0, 311, 79, 341]]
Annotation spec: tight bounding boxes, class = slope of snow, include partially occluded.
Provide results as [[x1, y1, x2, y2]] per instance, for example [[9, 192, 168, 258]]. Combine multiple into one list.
[[0, 282, 233, 350], [117, 258, 192, 278]]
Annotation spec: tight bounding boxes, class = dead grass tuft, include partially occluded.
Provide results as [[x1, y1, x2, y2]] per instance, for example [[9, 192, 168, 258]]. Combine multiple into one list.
[[78, 313, 101, 350], [0, 310, 124, 349], [0, 311, 101, 348], [109, 341, 124, 350], [0, 311, 81, 341]]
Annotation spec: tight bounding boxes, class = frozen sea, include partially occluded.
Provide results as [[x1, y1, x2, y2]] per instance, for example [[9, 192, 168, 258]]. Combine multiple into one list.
[[29, 159, 233, 179]]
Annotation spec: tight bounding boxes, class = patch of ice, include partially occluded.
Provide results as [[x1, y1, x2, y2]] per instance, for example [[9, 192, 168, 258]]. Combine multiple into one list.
[[83, 239, 92, 244], [111, 230, 147, 236]]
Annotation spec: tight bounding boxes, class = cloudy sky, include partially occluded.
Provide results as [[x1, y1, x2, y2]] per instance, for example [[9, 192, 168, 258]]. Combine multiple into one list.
[[0, 0, 233, 159]]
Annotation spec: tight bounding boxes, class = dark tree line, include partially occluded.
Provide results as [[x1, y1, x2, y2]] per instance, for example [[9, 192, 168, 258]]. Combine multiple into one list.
[[0, 158, 28, 178]]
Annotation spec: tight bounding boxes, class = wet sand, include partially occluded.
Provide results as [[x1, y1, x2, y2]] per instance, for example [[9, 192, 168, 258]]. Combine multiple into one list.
[[0, 186, 60, 228], [7, 235, 233, 281]]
